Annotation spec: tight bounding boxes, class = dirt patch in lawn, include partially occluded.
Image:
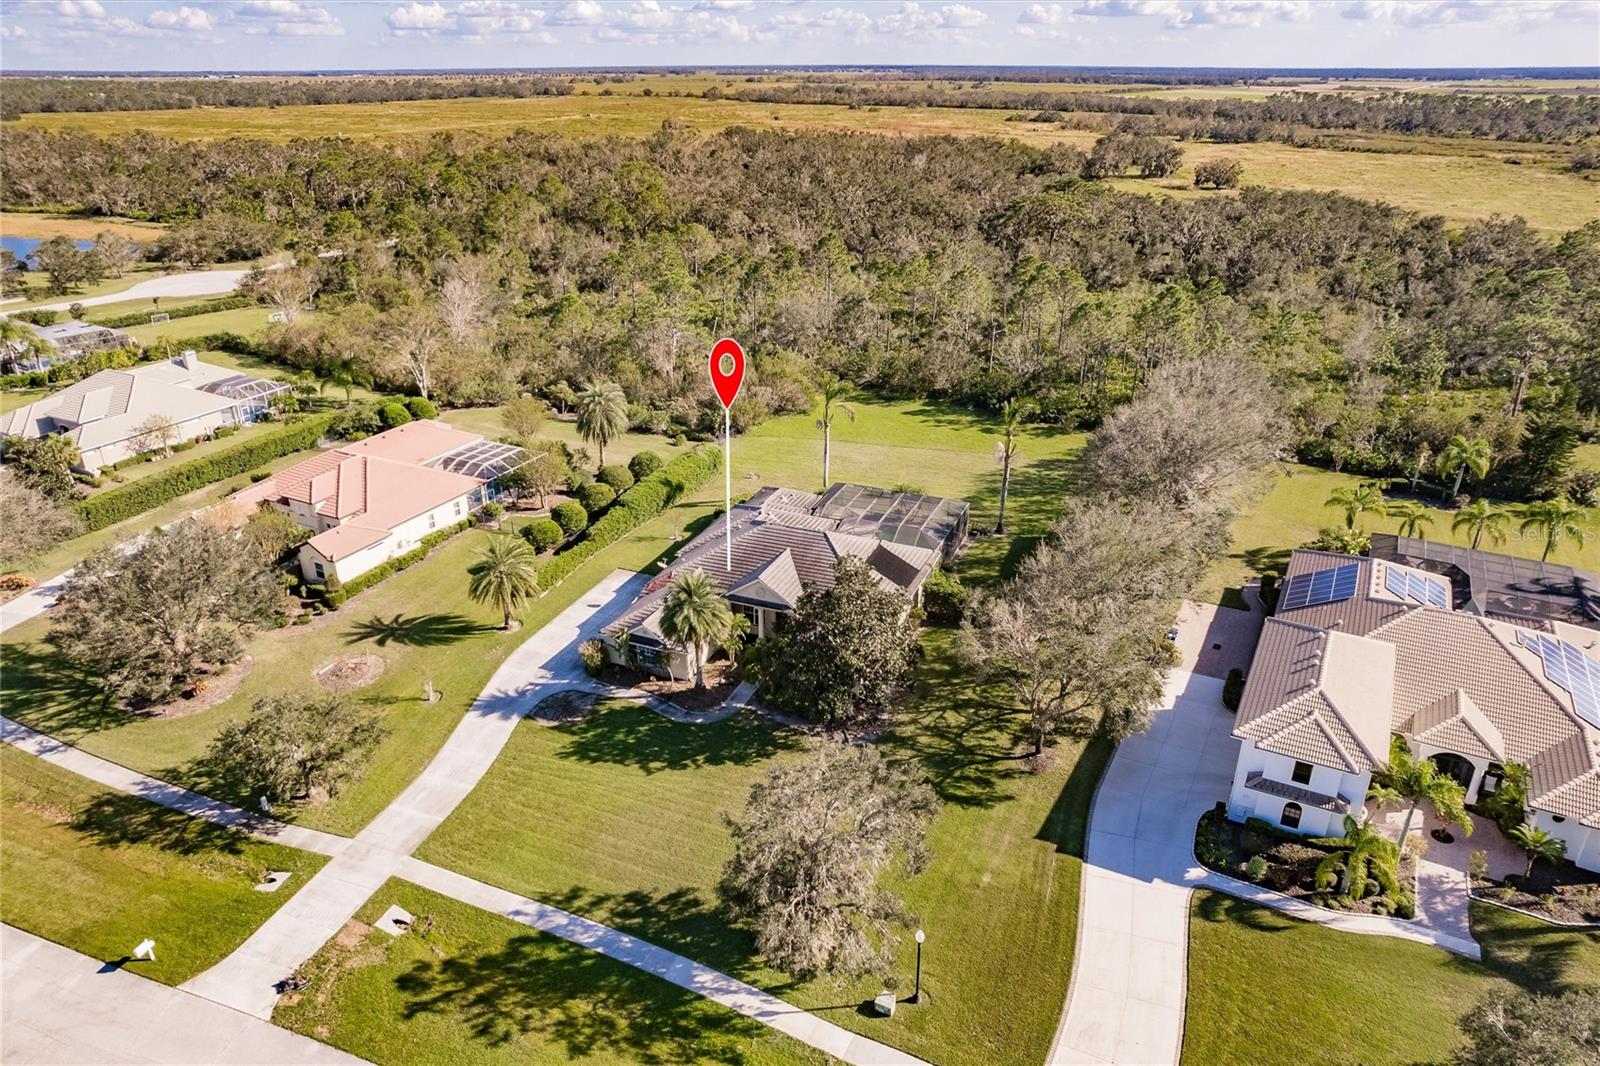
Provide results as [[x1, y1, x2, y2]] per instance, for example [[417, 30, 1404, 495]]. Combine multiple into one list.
[[313, 653, 387, 691], [531, 690, 603, 723], [132, 657, 253, 719]]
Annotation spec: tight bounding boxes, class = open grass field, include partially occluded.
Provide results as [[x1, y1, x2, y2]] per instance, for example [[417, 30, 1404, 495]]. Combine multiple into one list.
[[122, 305, 277, 346], [273, 878, 828, 1066], [0, 210, 165, 242], [0, 746, 328, 985], [1194, 462, 1600, 604], [1182, 891, 1600, 1065], [12, 95, 1595, 233]]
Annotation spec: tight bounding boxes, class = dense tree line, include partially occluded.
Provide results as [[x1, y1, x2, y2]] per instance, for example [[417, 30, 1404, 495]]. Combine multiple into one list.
[[3, 123, 1594, 500], [720, 83, 1600, 144], [0, 75, 571, 120]]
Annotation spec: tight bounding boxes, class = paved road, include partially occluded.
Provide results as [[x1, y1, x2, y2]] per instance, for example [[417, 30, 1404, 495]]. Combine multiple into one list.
[[4, 269, 248, 316], [0, 925, 365, 1065]]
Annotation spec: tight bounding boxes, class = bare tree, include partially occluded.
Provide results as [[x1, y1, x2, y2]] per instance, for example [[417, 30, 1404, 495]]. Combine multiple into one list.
[[92, 231, 141, 277], [257, 266, 317, 325], [0, 469, 82, 564], [438, 256, 494, 344], [127, 414, 180, 459], [382, 307, 448, 400]]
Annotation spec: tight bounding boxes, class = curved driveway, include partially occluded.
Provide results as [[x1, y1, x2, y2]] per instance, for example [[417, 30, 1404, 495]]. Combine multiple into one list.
[[4, 268, 248, 315]]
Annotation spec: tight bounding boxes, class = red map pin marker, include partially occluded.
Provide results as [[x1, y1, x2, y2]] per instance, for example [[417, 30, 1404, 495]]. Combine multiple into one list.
[[709, 338, 745, 409]]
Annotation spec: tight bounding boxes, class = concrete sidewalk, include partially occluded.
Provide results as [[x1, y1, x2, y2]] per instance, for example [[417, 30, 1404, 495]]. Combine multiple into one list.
[[0, 925, 364, 1065], [0, 568, 71, 634], [181, 569, 651, 1019]]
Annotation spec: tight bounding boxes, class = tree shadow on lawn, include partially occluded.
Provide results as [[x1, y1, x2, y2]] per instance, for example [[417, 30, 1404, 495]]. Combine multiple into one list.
[[554, 703, 802, 775], [393, 929, 777, 1065], [1472, 912, 1600, 994], [1239, 546, 1292, 580], [1190, 890, 1303, 935], [345, 613, 492, 648], [964, 455, 1087, 535], [1034, 732, 1114, 857], [0, 640, 126, 739], [69, 791, 251, 857]]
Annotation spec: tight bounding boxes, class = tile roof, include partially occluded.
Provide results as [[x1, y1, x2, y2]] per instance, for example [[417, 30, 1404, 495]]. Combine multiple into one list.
[[1273, 550, 1414, 636], [1408, 690, 1507, 764], [338, 419, 481, 466], [1529, 732, 1600, 827]]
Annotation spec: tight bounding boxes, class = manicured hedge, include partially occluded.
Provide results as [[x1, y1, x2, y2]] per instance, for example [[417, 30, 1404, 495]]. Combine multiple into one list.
[[577, 482, 616, 513], [537, 445, 721, 590], [90, 294, 253, 329], [75, 413, 335, 531], [550, 500, 587, 536]]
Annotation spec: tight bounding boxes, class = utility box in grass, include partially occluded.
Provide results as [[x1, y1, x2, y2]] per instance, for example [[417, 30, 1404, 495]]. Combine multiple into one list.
[[873, 991, 896, 1017]]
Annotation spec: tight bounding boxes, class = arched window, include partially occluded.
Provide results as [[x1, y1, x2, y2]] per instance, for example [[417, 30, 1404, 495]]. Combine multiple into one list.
[[1281, 802, 1302, 830]]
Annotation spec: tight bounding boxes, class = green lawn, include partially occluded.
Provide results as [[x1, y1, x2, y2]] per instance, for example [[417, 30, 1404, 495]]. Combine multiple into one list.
[[273, 878, 828, 1066], [0, 746, 328, 985], [1182, 891, 1600, 1065], [122, 305, 275, 346], [1195, 463, 1600, 603], [415, 625, 1109, 1066]]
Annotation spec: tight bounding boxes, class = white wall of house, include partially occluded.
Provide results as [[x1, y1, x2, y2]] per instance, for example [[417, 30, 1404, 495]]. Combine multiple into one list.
[[1227, 741, 1372, 839], [77, 408, 241, 473], [296, 490, 475, 584], [1531, 810, 1600, 874]]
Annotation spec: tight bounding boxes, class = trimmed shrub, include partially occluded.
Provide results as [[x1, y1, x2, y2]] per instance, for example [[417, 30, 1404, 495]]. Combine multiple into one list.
[[579, 638, 607, 678], [376, 401, 412, 429], [921, 567, 966, 624], [478, 501, 504, 525], [564, 470, 589, 493], [551, 500, 587, 537], [597, 463, 634, 495], [1223, 667, 1246, 711], [75, 414, 334, 531], [13, 309, 59, 326], [1245, 855, 1268, 882], [214, 425, 238, 439], [578, 482, 616, 514], [521, 517, 564, 552], [536, 446, 721, 591], [627, 451, 663, 481], [404, 396, 438, 420]]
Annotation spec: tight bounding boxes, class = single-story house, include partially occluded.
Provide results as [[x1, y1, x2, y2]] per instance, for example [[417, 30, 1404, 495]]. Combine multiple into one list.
[[2, 320, 137, 375], [1227, 546, 1600, 872], [0, 352, 288, 473], [230, 418, 531, 585], [603, 483, 969, 678]]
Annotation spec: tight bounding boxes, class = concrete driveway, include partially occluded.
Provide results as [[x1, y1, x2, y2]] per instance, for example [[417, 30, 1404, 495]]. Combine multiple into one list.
[[1172, 595, 1264, 680], [1049, 669, 1238, 1066]]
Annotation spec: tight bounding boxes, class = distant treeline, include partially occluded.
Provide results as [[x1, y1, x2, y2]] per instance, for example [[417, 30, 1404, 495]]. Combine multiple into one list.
[[716, 83, 1600, 144], [0, 76, 572, 120]]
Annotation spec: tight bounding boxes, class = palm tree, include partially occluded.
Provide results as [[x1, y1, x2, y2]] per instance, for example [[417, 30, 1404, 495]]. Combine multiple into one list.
[[1385, 500, 1434, 540], [327, 358, 369, 407], [994, 398, 1035, 535], [815, 374, 854, 490], [718, 612, 752, 667], [466, 534, 540, 631], [659, 569, 732, 690], [1438, 435, 1492, 500], [1312, 815, 1401, 901], [575, 380, 628, 469], [1519, 498, 1590, 562], [1507, 822, 1566, 881], [1369, 743, 1471, 858], [1325, 482, 1385, 530], [1451, 499, 1509, 550]]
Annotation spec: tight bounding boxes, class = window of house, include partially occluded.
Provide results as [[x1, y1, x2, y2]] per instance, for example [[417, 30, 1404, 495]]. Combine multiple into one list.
[[454, 501, 463, 516], [314, 562, 325, 579], [1281, 802, 1302, 830], [1291, 761, 1313, 785], [429, 513, 437, 529], [1552, 815, 1566, 824]]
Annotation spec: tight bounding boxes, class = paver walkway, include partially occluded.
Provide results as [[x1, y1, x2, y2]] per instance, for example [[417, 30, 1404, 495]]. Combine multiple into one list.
[[0, 924, 365, 1065]]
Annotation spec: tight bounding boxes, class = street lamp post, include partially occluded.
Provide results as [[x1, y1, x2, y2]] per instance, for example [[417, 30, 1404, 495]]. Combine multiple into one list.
[[912, 928, 925, 1004]]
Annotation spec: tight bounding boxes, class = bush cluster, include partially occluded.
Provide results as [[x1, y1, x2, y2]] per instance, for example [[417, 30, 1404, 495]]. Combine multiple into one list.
[[1222, 667, 1246, 711], [921, 567, 966, 624], [520, 516, 564, 552], [597, 463, 634, 495], [577, 481, 616, 513], [550, 500, 587, 537], [579, 638, 607, 677], [627, 450, 663, 481], [75, 413, 335, 531], [536, 446, 721, 590]]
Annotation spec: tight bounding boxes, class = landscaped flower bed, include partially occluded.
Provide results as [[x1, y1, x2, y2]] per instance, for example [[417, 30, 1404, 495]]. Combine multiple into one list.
[[1473, 861, 1600, 925], [1195, 803, 1416, 919]]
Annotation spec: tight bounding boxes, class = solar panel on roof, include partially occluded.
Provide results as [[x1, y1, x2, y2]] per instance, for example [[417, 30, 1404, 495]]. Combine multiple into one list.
[[1517, 630, 1600, 729], [1384, 566, 1448, 609], [1280, 562, 1360, 611]]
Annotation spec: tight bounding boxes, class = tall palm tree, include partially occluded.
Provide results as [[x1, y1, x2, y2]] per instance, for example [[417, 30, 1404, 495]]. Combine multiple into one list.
[[1385, 500, 1434, 540], [815, 374, 855, 490], [1369, 743, 1472, 858], [1451, 499, 1509, 550], [1519, 498, 1590, 562], [1507, 822, 1566, 880], [1438, 435, 1492, 500], [994, 398, 1035, 535], [575, 380, 628, 469], [659, 569, 732, 689], [1325, 482, 1385, 530], [1312, 815, 1401, 901], [467, 534, 540, 631]]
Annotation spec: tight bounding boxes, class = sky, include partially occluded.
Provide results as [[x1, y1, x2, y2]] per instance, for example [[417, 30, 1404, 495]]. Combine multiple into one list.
[[0, 0, 1596, 72]]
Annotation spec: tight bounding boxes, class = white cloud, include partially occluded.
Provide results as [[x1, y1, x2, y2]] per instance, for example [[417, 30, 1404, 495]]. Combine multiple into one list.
[[145, 6, 215, 32], [229, 0, 344, 37], [0, 22, 27, 37], [1339, 0, 1592, 25], [1070, 0, 1313, 29], [545, 0, 605, 24], [585, 1, 769, 44], [386, 0, 553, 39], [772, 1, 986, 41]]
